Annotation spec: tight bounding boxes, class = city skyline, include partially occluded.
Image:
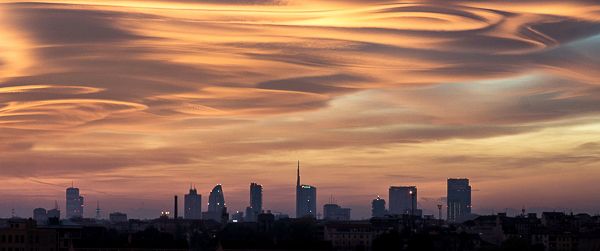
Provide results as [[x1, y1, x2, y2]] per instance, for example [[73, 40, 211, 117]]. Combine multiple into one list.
[[2, 0, 600, 220], [5, 168, 596, 221]]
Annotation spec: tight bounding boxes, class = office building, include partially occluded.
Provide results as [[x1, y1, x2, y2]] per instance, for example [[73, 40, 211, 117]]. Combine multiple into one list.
[[66, 186, 84, 218], [33, 208, 48, 225], [447, 178, 472, 222], [323, 204, 351, 221], [389, 186, 417, 216], [371, 196, 387, 218], [296, 161, 317, 218], [184, 186, 202, 219], [204, 184, 226, 222], [245, 183, 263, 222]]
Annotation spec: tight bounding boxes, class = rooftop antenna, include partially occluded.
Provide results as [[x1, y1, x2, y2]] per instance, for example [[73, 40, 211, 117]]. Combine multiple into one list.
[[296, 160, 300, 187]]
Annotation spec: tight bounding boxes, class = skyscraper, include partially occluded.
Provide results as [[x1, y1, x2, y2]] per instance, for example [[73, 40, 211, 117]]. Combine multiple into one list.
[[296, 161, 317, 218], [66, 186, 84, 219], [389, 186, 417, 216], [203, 184, 226, 222], [245, 183, 262, 222], [371, 196, 386, 218], [184, 186, 202, 219], [447, 178, 472, 222]]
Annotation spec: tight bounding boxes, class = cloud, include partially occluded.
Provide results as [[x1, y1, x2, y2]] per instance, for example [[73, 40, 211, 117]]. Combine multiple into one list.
[[1, 0, 600, 218], [7, 4, 146, 43]]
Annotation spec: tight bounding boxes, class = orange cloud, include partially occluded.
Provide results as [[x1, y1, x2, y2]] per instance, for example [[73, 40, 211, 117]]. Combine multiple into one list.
[[1, 0, 600, 219]]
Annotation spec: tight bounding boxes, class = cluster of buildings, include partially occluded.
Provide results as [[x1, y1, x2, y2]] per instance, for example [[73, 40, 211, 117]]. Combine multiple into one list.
[[4, 162, 599, 250], [3, 207, 600, 251], [22, 162, 475, 225]]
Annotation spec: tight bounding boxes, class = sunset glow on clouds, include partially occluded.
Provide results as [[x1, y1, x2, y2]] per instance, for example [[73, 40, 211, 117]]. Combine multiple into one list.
[[1, 0, 600, 219]]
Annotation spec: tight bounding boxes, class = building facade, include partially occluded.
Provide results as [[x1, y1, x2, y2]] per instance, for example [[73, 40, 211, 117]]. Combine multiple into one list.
[[184, 186, 202, 219], [245, 183, 263, 222], [447, 178, 472, 222], [204, 184, 226, 222], [323, 204, 351, 221], [389, 186, 417, 216], [66, 186, 84, 219], [33, 208, 48, 225], [371, 196, 386, 218], [296, 161, 317, 218]]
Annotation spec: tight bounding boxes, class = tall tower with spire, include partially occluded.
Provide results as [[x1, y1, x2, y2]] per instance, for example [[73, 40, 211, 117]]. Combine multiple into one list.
[[295, 161, 317, 218]]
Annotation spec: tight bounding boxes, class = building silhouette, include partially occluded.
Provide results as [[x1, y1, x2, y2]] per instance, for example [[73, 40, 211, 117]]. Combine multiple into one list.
[[174, 195, 179, 219], [447, 178, 472, 222], [245, 183, 262, 222], [371, 196, 386, 218], [184, 185, 202, 219], [389, 186, 418, 216], [232, 210, 244, 222], [66, 186, 84, 219], [203, 184, 226, 222], [109, 212, 128, 223], [323, 203, 351, 221], [95, 201, 101, 220], [47, 201, 60, 223], [296, 161, 317, 218], [33, 208, 47, 225]]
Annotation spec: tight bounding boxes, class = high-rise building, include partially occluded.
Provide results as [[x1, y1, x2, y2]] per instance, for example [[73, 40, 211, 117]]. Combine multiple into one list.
[[447, 178, 472, 222], [296, 161, 317, 218], [389, 186, 417, 216], [203, 184, 226, 222], [250, 183, 263, 214], [66, 186, 84, 219], [323, 204, 351, 221], [371, 196, 386, 218], [184, 186, 202, 219], [33, 208, 48, 225], [245, 183, 263, 222]]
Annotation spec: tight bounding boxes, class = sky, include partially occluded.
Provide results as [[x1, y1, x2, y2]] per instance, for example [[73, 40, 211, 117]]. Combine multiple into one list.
[[1, 0, 600, 220]]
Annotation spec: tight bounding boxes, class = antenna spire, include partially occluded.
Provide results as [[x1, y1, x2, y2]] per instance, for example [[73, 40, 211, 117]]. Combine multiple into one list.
[[296, 160, 300, 187]]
